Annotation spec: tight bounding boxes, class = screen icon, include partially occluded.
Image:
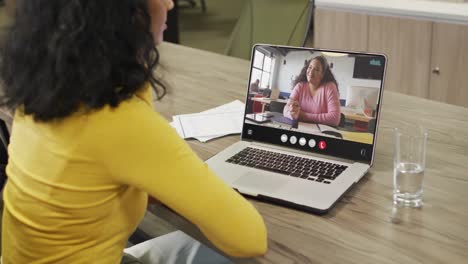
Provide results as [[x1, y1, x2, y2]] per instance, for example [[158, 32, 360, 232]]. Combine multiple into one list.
[[299, 137, 306, 146], [281, 134, 288, 143], [289, 136, 297, 145], [318, 140, 327, 150], [361, 149, 366, 156], [308, 139, 316, 148]]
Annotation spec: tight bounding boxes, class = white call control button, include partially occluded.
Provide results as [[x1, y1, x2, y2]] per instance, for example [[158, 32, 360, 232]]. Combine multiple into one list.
[[290, 136, 297, 144], [299, 137, 306, 146], [308, 139, 316, 148], [281, 134, 288, 143]]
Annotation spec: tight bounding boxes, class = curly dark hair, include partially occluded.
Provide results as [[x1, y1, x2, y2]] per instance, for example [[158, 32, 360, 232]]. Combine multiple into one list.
[[0, 0, 166, 122], [293, 55, 338, 89]]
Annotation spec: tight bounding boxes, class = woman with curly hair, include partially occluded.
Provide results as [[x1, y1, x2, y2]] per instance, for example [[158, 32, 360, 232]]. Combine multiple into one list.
[[0, 0, 267, 263], [283, 55, 341, 127]]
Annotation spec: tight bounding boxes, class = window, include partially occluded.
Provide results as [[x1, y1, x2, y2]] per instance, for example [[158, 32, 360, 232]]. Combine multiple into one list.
[[252, 50, 274, 89]]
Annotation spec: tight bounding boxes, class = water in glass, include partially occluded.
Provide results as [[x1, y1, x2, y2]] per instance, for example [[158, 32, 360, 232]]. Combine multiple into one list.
[[394, 162, 424, 207]]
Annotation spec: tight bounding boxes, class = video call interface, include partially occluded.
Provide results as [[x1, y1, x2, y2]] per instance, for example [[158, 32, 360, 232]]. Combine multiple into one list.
[[245, 46, 385, 145]]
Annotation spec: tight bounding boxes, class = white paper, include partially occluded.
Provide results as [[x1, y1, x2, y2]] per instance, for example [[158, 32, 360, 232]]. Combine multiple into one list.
[[170, 100, 245, 142], [296, 122, 320, 133], [177, 111, 243, 138], [170, 115, 185, 138], [318, 124, 340, 133]]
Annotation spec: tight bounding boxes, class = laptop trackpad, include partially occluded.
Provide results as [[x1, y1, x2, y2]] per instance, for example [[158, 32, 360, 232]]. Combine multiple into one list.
[[232, 172, 287, 196]]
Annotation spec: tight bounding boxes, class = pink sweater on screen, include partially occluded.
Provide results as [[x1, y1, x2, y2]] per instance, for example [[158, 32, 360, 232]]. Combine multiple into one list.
[[283, 82, 341, 127]]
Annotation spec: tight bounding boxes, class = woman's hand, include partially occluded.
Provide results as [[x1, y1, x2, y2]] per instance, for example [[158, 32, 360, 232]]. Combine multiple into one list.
[[287, 100, 301, 120]]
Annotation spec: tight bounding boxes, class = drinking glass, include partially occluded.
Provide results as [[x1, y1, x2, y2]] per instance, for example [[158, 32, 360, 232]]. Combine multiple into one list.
[[393, 127, 428, 207]]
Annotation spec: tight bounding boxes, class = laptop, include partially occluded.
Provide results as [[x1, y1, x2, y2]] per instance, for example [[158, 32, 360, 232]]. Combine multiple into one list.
[[206, 44, 387, 214], [270, 88, 280, 100]]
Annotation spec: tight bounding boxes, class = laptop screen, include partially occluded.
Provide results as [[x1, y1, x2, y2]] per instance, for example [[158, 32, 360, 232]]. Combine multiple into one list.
[[242, 45, 386, 163]]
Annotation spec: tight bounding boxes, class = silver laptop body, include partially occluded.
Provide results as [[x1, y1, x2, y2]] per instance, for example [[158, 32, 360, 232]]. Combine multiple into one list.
[[207, 45, 387, 214]]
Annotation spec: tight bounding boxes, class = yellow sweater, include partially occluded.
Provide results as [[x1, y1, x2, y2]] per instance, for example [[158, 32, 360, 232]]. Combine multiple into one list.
[[1, 85, 267, 263]]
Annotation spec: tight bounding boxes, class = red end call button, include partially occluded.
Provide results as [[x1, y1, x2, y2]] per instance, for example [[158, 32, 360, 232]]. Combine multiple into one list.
[[318, 140, 327, 150]]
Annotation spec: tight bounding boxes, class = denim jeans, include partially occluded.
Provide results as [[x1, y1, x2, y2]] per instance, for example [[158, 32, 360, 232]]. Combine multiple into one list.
[[121, 231, 232, 264]]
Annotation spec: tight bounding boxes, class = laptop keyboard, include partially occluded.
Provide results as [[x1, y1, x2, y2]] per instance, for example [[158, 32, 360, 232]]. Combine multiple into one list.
[[226, 147, 348, 184]]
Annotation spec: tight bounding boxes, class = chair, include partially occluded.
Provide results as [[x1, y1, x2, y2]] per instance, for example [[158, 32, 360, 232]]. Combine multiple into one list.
[[367, 118, 377, 133], [225, 0, 314, 60], [338, 113, 346, 128], [252, 94, 264, 113], [0, 119, 9, 192], [261, 88, 271, 97], [268, 101, 286, 113]]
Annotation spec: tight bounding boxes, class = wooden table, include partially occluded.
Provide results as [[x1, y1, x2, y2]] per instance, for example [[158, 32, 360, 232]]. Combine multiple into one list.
[[251, 97, 288, 105], [150, 42, 468, 263]]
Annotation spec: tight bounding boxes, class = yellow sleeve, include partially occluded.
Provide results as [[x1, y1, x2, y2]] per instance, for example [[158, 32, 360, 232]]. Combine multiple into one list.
[[91, 97, 267, 257]]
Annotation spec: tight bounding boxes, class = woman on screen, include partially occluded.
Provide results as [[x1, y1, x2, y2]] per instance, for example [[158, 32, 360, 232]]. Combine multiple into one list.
[[0, 0, 266, 263], [283, 56, 341, 127]]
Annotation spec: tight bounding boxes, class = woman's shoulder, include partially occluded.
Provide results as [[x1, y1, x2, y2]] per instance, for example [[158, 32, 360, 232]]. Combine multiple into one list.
[[86, 92, 158, 136], [322, 82, 338, 93], [293, 82, 308, 92]]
